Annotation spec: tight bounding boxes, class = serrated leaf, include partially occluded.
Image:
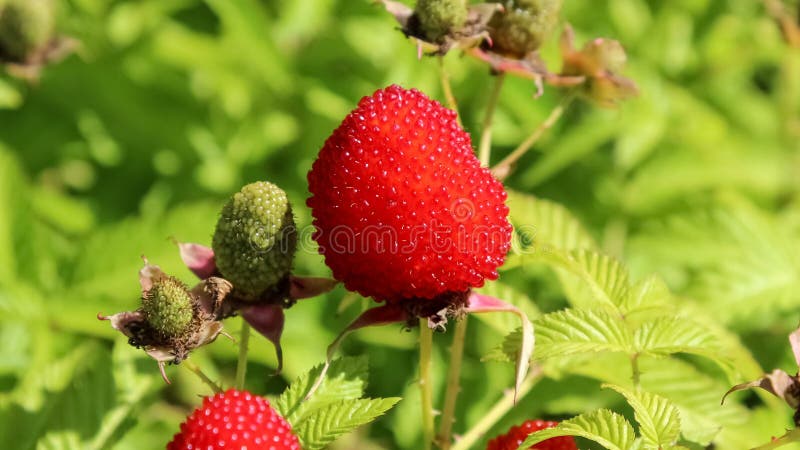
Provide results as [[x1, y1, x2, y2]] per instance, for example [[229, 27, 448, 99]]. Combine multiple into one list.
[[535, 309, 634, 360], [604, 384, 681, 448], [276, 356, 368, 425], [620, 275, 673, 315], [639, 358, 746, 445], [517, 409, 637, 450], [482, 327, 522, 363], [489, 309, 635, 363], [564, 355, 748, 446], [633, 317, 732, 373], [530, 249, 632, 313], [507, 190, 597, 254], [294, 397, 400, 450]]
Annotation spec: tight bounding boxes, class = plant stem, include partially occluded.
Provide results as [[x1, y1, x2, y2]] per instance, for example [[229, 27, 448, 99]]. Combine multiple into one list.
[[438, 56, 462, 127], [451, 367, 543, 450], [419, 319, 435, 450], [492, 92, 576, 180], [184, 361, 223, 394], [235, 320, 251, 390], [478, 74, 505, 167], [751, 428, 800, 450], [436, 317, 468, 450]]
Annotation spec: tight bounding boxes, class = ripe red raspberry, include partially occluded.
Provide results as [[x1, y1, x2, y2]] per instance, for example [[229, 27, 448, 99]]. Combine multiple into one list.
[[307, 85, 512, 303], [166, 388, 300, 450], [487, 420, 577, 450]]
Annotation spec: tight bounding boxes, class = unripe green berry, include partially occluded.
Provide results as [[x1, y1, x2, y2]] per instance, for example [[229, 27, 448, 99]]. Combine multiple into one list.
[[212, 181, 297, 298], [489, 0, 561, 57], [415, 0, 467, 43], [0, 0, 55, 62], [142, 276, 195, 339]]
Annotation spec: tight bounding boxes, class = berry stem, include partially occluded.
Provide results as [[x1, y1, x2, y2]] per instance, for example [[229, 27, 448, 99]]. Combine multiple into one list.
[[450, 366, 543, 450], [478, 73, 505, 167], [235, 320, 251, 390], [491, 91, 577, 180], [438, 56, 462, 127], [183, 361, 223, 394], [419, 318, 436, 450], [436, 317, 468, 450]]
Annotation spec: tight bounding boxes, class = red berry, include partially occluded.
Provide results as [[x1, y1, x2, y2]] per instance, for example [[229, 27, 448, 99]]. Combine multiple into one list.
[[166, 388, 300, 450], [307, 85, 512, 302], [487, 420, 577, 450]]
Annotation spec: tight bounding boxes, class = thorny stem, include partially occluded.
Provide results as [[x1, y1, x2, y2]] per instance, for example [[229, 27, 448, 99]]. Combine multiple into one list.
[[478, 74, 505, 167], [235, 320, 251, 390], [183, 361, 223, 394], [419, 319, 436, 450], [492, 92, 577, 180], [436, 317, 469, 449], [451, 367, 544, 450], [438, 56, 462, 127], [751, 428, 800, 450]]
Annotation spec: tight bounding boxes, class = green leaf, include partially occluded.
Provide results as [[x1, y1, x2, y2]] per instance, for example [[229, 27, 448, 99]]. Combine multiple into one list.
[[603, 384, 681, 449], [638, 358, 747, 445], [506, 190, 596, 253], [535, 309, 634, 360], [517, 409, 638, 450], [633, 317, 732, 374], [489, 309, 635, 363], [482, 327, 522, 363], [294, 397, 401, 450], [562, 354, 748, 446], [0, 342, 115, 450], [531, 249, 632, 313], [88, 342, 156, 450], [35, 432, 82, 450], [629, 197, 800, 329], [620, 275, 674, 315], [276, 356, 368, 425]]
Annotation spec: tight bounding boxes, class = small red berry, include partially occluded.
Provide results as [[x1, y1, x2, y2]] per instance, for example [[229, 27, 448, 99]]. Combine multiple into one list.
[[307, 85, 512, 303], [166, 388, 300, 450], [487, 420, 577, 450]]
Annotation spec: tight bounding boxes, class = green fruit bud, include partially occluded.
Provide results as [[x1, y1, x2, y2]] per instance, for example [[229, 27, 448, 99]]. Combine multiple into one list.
[[142, 276, 195, 339], [212, 181, 297, 299], [0, 0, 55, 62], [489, 0, 561, 57], [415, 0, 468, 43]]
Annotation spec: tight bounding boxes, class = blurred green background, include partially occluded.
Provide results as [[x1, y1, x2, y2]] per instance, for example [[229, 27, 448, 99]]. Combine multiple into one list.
[[0, 0, 798, 449]]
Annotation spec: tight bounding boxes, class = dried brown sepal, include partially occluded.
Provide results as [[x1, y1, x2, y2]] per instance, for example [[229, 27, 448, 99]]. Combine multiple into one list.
[[174, 241, 337, 373], [380, 0, 501, 56], [557, 24, 638, 108], [722, 369, 800, 410], [99, 260, 231, 383]]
